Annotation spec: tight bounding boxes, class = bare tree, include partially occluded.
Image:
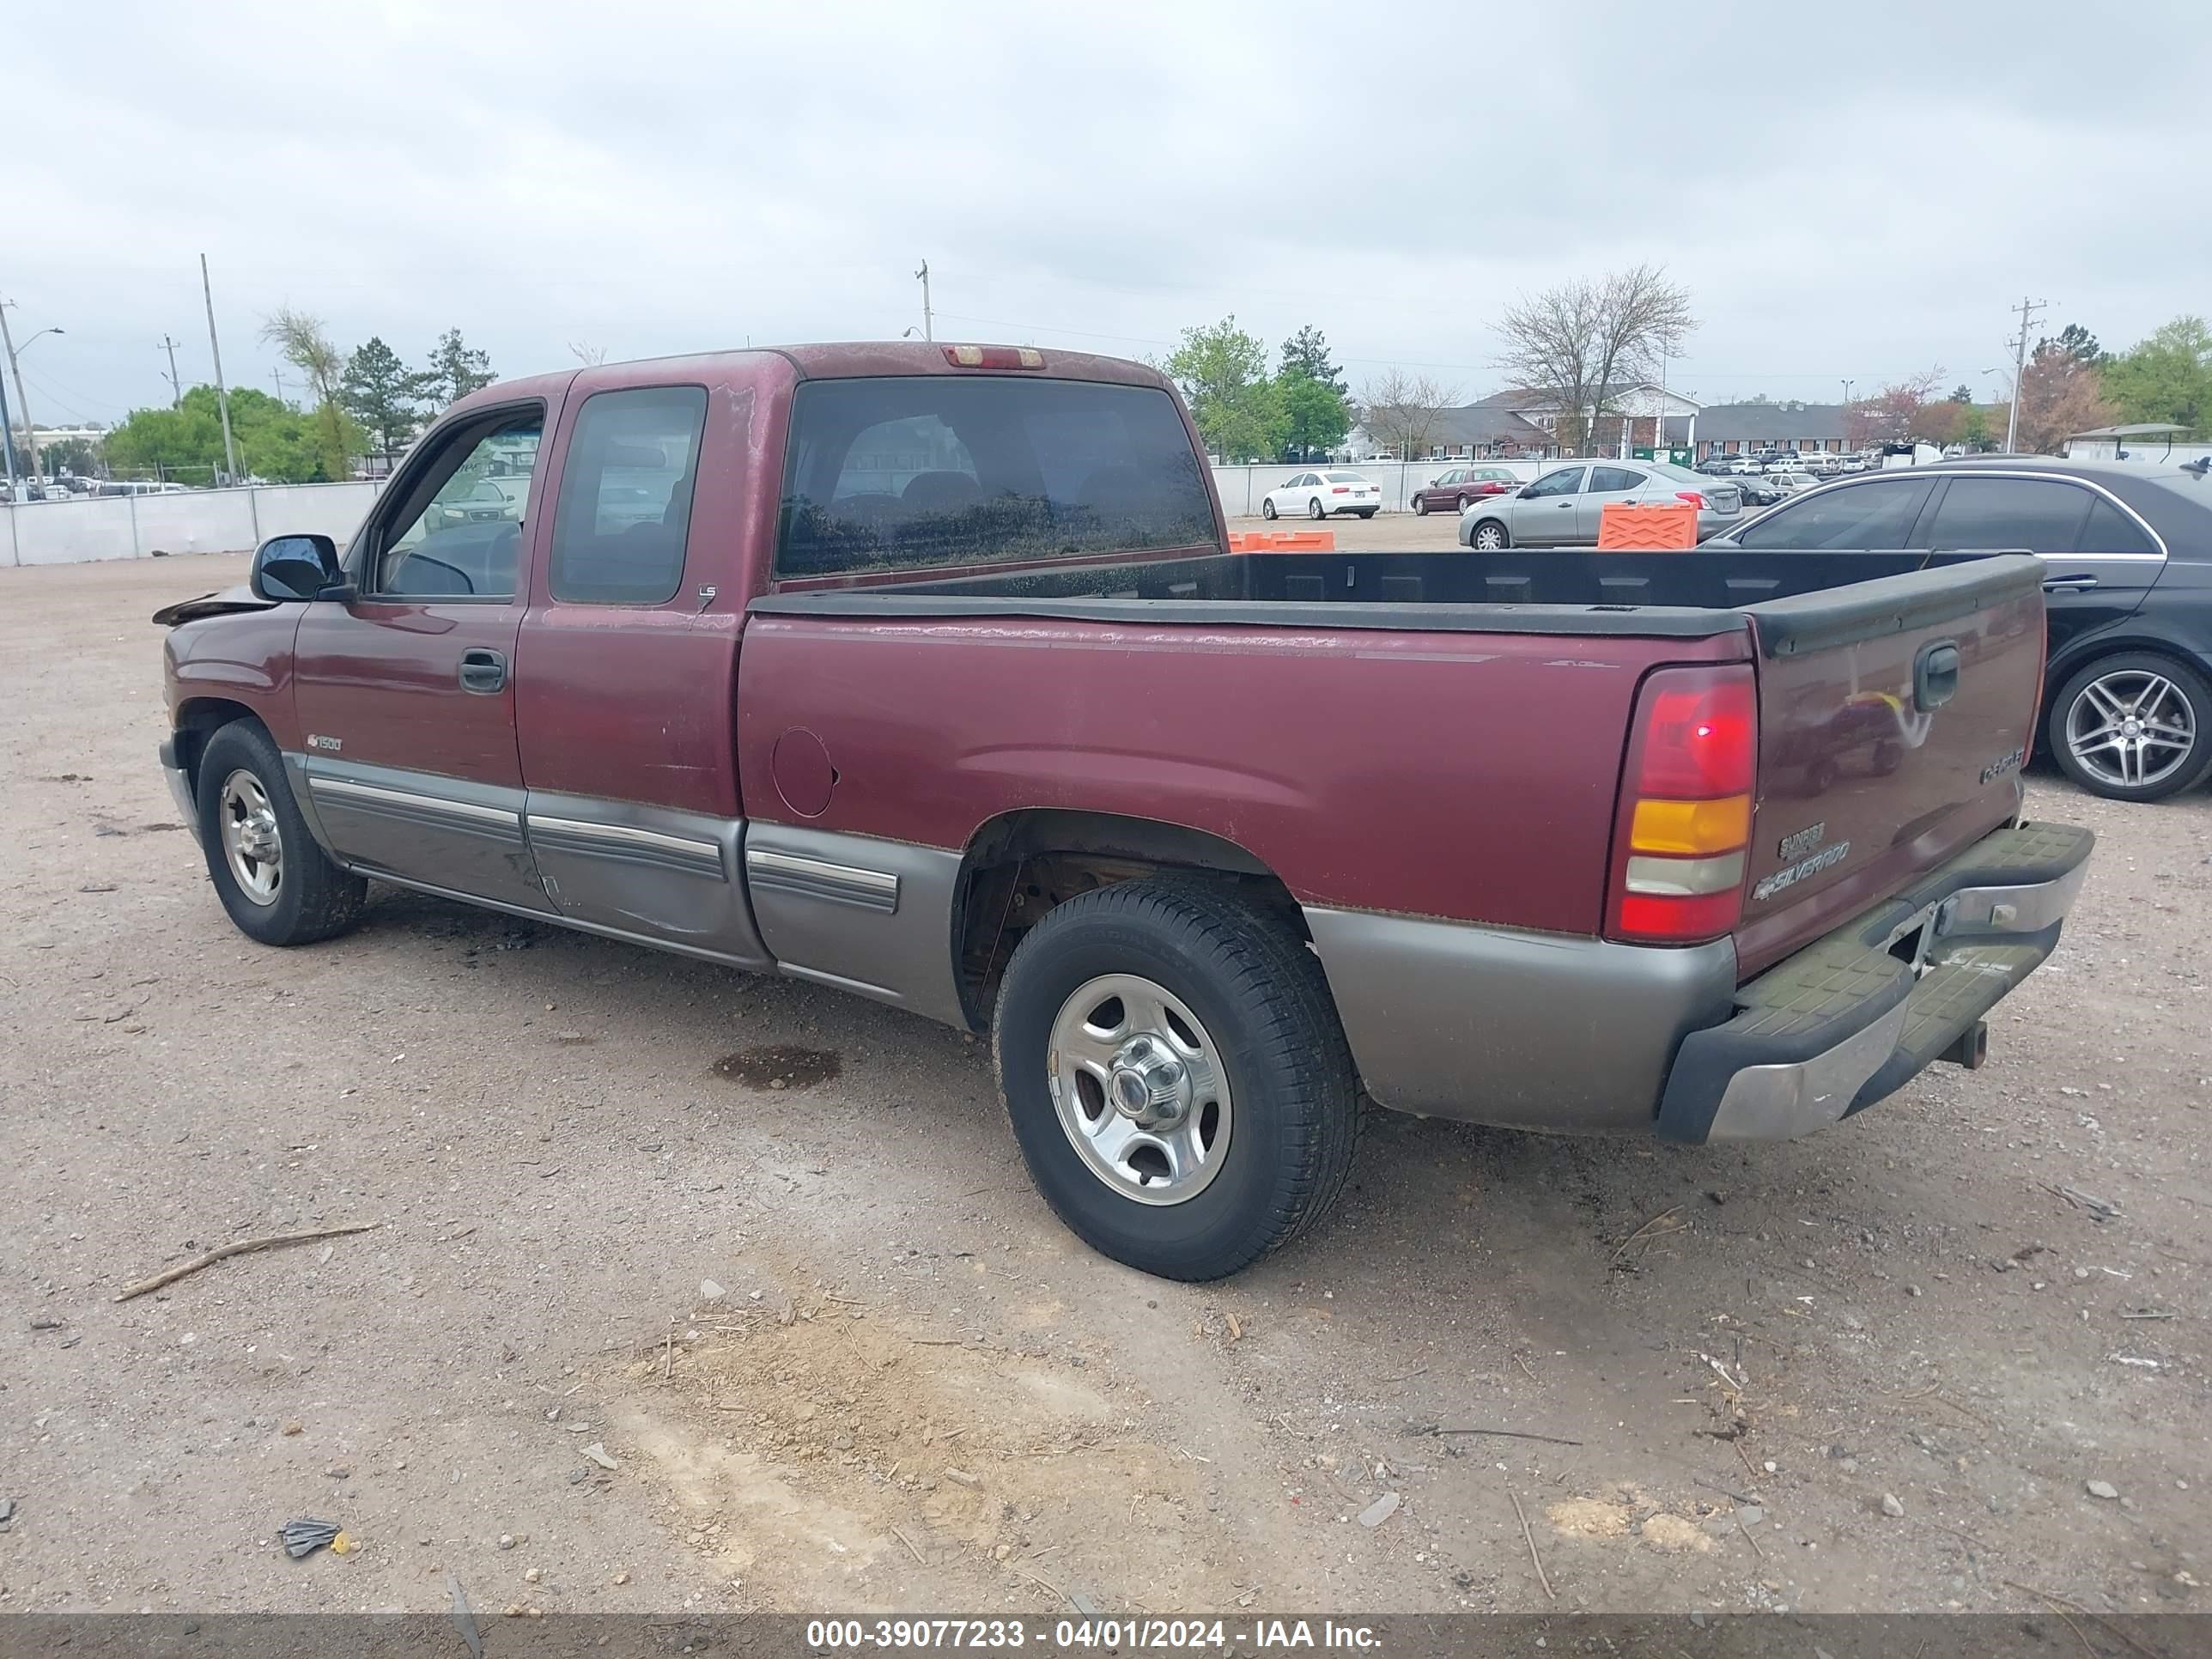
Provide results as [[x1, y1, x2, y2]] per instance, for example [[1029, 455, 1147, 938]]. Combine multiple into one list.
[[1356, 367, 1459, 462], [568, 340, 608, 366], [1849, 368, 1947, 447], [260, 307, 352, 481], [1493, 265, 1694, 456]]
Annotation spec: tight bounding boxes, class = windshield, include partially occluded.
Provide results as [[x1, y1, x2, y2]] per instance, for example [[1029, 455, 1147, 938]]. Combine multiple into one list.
[[776, 376, 1217, 579]]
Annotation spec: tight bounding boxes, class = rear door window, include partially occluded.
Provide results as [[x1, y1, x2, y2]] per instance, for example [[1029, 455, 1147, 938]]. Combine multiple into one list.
[[548, 386, 709, 605], [2077, 495, 2159, 556], [1590, 466, 1644, 493], [776, 377, 1218, 578], [1922, 477, 2094, 553], [1733, 478, 1935, 550]]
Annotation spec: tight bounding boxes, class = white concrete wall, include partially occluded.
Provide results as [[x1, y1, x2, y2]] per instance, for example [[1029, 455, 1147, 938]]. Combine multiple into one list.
[[1, 481, 382, 568]]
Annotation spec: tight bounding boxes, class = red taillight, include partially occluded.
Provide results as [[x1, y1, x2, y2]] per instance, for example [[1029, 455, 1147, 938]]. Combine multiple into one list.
[[943, 345, 1045, 370], [1674, 489, 1710, 510], [1607, 665, 1757, 945], [1332, 486, 1349, 494]]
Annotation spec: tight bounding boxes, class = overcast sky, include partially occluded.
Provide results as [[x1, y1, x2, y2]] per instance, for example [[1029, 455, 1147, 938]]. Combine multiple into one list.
[[7, 1, 2208, 428]]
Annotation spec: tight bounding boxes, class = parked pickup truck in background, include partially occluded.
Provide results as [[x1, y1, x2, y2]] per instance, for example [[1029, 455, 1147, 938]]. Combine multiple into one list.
[[154, 342, 2092, 1280]]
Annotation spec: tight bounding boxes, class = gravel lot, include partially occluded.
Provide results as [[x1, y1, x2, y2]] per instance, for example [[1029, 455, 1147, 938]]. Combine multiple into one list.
[[3, 552, 2207, 1620]]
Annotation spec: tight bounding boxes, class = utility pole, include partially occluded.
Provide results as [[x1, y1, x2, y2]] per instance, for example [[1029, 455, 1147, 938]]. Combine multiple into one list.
[[271, 368, 288, 403], [2002, 295, 2048, 454], [914, 259, 933, 342], [200, 254, 240, 484], [0, 346, 16, 496], [0, 300, 46, 479], [158, 334, 185, 406]]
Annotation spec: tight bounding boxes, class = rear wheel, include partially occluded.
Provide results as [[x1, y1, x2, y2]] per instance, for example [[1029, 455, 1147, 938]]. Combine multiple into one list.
[[1412, 495, 1429, 516], [1456, 493, 1474, 512], [993, 878, 1360, 1280], [1468, 518, 1510, 550], [197, 720, 368, 945], [1261, 498, 1278, 520], [1355, 508, 1376, 519], [1309, 496, 1326, 520], [2047, 652, 2212, 802]]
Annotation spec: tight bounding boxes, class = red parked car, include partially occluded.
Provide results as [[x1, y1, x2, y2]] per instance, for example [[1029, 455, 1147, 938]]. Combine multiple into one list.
[[1409, 465, 1521, 515], [154, 341, 2088, 1280]]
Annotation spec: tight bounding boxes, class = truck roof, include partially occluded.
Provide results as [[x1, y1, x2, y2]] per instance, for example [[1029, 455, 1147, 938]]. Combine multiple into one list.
[[446, 341, 1173, 423]]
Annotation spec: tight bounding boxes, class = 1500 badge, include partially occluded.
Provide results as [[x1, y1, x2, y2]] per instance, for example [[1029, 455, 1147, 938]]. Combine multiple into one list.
[[1753, 830, 1851, 902]]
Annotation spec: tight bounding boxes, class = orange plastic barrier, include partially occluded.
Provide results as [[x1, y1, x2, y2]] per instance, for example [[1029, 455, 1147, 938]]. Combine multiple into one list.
[[1596, 502, 1698, 550], [1229, 530, 1335, 552]]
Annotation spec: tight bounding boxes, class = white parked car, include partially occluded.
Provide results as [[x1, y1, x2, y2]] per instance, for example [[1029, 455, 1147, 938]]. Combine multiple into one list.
[[1261, 470, 1381, 520]]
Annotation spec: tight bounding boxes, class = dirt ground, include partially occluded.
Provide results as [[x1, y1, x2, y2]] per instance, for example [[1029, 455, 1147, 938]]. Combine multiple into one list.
[[3, 552, 2206, 1622]]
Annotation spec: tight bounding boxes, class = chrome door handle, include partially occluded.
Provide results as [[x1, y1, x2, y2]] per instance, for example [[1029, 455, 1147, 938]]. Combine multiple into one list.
[[2042, 576, 2099, 592]]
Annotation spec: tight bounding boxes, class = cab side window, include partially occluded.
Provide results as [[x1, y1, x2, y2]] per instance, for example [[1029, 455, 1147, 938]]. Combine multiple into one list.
[[372, 410, 543, 599], [548, 386, 710, 605], [1524, 466, 1584, 498]]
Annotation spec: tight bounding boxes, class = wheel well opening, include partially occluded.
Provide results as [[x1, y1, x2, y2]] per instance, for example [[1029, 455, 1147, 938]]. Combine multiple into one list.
[[173, 698, 260, 793], [953, 810, 1304, 1029]]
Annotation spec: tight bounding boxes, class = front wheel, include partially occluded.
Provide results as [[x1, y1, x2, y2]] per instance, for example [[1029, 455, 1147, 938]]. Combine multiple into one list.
[[1468, 518, 1510, 550], [993, 879, 1360, 1280], [196, 720, 368, 945], [1261, 498, 1278, 520], [2047, 652, 2212, 801], [1309, 496, 1326, 520]]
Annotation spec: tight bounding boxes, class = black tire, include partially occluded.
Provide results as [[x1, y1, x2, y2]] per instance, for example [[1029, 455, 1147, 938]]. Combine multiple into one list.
[[2045, 651, 2212, 802], [1412, 495, 1430, 516], [1261, 498, 1278, 520], [196, 720, 368, 945], [992, 878, 1360, 1281], [1456, 494, 1474, 512], [1355, 508, 1376, 519], [1309, 496, 1326, 520], [1468, 518, 1510, 550]]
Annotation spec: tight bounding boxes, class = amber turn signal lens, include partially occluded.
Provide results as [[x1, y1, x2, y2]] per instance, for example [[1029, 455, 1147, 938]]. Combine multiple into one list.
[[1630, 793, 1752, 856]]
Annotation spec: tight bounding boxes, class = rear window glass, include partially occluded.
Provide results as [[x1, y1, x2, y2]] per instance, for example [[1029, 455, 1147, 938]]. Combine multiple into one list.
[[1323, 471, 1366, 483], [775, 377, 1217, 579]]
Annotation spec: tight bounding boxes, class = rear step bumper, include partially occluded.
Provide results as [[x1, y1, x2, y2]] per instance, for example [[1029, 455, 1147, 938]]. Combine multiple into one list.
[[1656, 821, 2094, 1142]]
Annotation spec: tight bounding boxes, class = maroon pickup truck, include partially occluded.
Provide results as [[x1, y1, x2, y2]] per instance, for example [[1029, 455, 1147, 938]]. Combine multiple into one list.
[[155, 342, 2091, 1280]]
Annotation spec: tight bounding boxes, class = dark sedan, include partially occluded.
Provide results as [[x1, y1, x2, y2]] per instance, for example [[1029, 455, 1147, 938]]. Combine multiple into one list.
[[1409, 465, 1521, 516], [1709, 457, 2212, 802]]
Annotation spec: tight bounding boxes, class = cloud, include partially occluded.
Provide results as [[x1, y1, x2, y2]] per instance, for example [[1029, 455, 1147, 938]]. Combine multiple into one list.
[[9, 0, 2208, 424]]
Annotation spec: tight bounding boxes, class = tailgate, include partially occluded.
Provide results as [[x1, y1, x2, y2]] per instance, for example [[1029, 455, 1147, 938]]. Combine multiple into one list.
[[1734, 555, 2047, 976]]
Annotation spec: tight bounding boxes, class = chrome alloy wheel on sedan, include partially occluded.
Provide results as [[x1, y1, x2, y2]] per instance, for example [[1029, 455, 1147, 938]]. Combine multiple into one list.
[[1046, 973, 1232, 1205], [2065, 667, 2197, 792], [217, 767, 284, 905]]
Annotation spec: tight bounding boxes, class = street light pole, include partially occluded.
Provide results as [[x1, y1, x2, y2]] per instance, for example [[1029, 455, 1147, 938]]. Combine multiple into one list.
[[0, 348, 16, 496], [0, 301, 61, 480], [914, 259, 933, 343]]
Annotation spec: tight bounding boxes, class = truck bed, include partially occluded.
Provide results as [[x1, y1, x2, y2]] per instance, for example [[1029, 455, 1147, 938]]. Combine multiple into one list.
[[750, 549, 2049, 981]]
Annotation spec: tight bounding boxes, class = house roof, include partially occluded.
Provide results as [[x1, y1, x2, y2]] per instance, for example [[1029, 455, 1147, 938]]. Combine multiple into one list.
[[1692, 401, 1849, 442], [1427, 404, 1553, 447]]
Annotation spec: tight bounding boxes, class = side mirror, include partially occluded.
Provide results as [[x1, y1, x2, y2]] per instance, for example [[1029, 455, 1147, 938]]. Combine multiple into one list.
[[1517, 485, 1539, 499], [251, 533, 343, 602]]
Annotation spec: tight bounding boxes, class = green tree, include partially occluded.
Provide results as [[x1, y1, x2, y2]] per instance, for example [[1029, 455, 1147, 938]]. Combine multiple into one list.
[[1279, 325, 1348, 396], [421, 327, 495, 407], [1950, 382, 1974, 404], [261, 307, 353, 480], [340, 335, 427, 459], [1164, 317, 1286, 462], [1960, 401, 1990, 448], [105, 386, 355, 483], [2101, 315, 2212, 430], [1277, 369, 1351, 460], [2039, 323, 2107, 367], [42, 434, 102, 477]]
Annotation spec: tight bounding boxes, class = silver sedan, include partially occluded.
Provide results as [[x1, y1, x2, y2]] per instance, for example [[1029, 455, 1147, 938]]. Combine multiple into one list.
[[1458, 459, 1744, 549]]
